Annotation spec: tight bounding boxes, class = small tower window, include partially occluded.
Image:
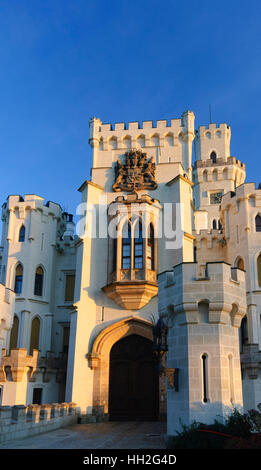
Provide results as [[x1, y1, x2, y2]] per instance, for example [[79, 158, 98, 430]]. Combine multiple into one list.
[[236, 257, 245, 270], [255, 215, 261, 232], [65, 273, 75, 302], [14, 264, 23, 294], [210, 151, 217, 163], [30, 317, 40, 354], [212, 219, 217, 230], [34, 266, 44, 296], [201, 354, 209, 403], [9, 315, 19, 350], [228, 354, 234, 404], [18, 225, 25, 242]]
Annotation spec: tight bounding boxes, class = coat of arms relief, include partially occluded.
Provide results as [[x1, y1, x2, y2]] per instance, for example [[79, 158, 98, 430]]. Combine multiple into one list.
[[112, 150, 158, 193]]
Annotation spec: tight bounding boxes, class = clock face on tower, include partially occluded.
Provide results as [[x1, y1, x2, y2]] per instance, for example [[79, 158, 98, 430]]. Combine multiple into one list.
[[210, 191, 223, 204]]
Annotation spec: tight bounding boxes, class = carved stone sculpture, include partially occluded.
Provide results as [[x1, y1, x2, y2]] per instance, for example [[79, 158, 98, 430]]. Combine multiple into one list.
[[112, 150, 158, 192]]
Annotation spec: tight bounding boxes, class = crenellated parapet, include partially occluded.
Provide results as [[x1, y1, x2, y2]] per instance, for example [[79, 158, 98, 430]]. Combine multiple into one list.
[[195, 156, 245, 169], [193, 157, 245, 188], [0, 402, 78, 444], [221, 182, 261, 207], [158, 261, 246, 325], [88, 111, 195, 172], [2, 194, 63, 219], [195, 123, 231, 162], [193, 229, 228, 271], [0, 348, 38, 382], [1, 194, 67, 243], [37, 352, 69, 383], [89, 111, 195, 150], [0, 348, 68, 384]]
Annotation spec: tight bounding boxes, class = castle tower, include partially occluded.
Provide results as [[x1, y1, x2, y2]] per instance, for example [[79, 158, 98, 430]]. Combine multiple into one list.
[[65, 112, 196, 415], [193, 123, 246, 231], [158, 261, 246, 437], [0, 195, 74, 406], [220, 183, 261, 412]]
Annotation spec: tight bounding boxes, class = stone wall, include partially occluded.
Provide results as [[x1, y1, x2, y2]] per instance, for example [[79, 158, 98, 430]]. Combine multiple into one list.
[[0, 402, 79, 444]]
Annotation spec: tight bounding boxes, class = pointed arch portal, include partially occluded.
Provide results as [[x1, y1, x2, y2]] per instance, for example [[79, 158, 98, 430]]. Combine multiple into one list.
[[88, 317, 159, 421]]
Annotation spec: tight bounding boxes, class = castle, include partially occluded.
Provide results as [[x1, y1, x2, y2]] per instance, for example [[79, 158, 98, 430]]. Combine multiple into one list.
[[0, 110, 260, 438]]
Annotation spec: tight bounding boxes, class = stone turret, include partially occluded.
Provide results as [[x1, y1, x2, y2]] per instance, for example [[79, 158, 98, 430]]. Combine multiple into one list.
[[194, 123, 231, 162], [193, 122, 246, 231], [158, 261, 246, 437]]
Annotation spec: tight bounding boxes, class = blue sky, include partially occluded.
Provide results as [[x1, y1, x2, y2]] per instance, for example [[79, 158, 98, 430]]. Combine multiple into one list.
[[0, 0, 260, 216]]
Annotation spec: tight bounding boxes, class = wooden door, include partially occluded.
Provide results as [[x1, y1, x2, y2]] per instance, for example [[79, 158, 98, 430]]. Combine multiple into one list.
[[109, 334, 158, 420]]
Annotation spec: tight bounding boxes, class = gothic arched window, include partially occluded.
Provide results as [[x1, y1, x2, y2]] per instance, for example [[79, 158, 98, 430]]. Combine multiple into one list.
[[255, 215, 261, 232], [9, 315, 19, 350], [122, 222, 131, 269], [18, 225, 25, 242], [210, 151, 217, 163], [30, 317, 40, 354], [235, 257, 245, 270], [14, 264, 23, 294], [34, 266, 44, 296]]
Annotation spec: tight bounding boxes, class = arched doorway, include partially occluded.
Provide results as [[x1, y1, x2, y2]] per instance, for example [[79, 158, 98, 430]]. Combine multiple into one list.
[[109, 334, 158, 421]]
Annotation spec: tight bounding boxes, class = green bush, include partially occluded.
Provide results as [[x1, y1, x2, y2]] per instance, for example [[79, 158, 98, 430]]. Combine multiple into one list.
[[167, 405, 261, 449]]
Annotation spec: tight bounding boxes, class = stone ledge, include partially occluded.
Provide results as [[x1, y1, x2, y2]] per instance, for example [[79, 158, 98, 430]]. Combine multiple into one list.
[[0, 403, 79, 444]]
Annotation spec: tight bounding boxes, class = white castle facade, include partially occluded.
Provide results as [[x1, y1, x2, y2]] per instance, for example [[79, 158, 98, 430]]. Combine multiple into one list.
[[0, 110, 261, 437]]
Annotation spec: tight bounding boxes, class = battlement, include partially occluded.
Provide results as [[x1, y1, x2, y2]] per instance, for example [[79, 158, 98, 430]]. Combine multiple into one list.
[[1, 195, 65, 224], [194, 122, 231, 162], [89, 111, 195, 150], [195, 123, 231, 136], [158, 261, 246, 325], [2, 195, 63, 218], [221, 182, 261, 206], [194, 156, 245, 170], [194, 228, 224, 239], [0, 403, 78, 444], [98, 118, 182, 132]]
